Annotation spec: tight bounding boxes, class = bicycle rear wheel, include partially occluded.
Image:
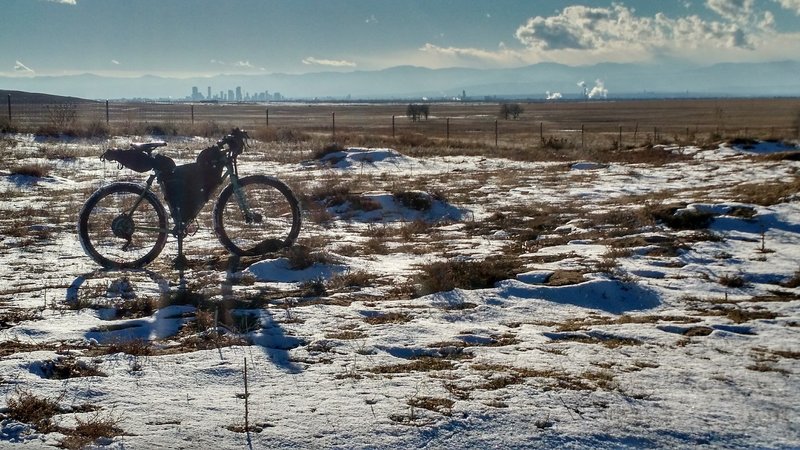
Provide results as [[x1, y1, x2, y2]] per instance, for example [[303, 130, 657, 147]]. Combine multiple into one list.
[[77, 182, 168, 269], [213, 175, 301, 256]]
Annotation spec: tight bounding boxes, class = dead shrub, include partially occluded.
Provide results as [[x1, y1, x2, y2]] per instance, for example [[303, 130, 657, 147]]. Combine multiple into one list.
[[5, 389, 63, 431], [325, 329, 366, 340], [782, 269, 800, 288], [328, 270, 375, 290], [363, 237, 390, 255], [719, 274, 747, 288], [371, 357, 454, 374], [313, 142, 346, 160], [299, 277, 327, 297], [649, 205, 714, 230], [364, 312, 412, 325], [102, 338, 152, 356], [393, 191, 433, 211], [10, 163, 50, 178], [727, 308, 778, 323], [37, 356, 106, 379], [732, 177, 800, 206], [395, 133, 430, 147], [60, 413, 123, 450], [399, 220, 432, 239], [415, 256, 522, 296], [407, 396, 454, 416], [283, 245, 336, 270]]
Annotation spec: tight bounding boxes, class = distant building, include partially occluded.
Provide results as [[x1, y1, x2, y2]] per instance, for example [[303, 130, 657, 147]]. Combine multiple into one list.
[[235, 87, 242, 102]]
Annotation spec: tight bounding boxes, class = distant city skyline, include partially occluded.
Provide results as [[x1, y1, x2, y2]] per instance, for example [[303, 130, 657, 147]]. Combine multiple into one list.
[[190, 85, 283, 102], [2, 0, 800, 81]]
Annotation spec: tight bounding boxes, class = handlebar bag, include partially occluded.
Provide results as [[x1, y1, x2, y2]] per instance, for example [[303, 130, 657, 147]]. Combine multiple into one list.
[[102, 149, 155, 173]]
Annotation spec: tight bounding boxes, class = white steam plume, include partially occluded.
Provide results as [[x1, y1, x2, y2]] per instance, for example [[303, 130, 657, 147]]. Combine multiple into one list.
[[587, 79, 608, 99], [546, 91, 563, 100]]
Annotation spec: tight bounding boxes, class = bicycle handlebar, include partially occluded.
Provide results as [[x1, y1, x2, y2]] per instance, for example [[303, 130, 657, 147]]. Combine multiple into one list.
[[218, 128, 249, 155]]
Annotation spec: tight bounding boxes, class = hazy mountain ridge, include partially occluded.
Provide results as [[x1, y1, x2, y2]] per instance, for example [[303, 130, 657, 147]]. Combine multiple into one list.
[[1, 61, 798, 100]]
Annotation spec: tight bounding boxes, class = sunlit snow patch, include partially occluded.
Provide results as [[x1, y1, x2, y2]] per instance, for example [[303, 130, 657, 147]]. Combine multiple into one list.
[[317, 147, 417, 170], [498, 276, 661, 314], [329, 190, 469, 222], [247, 257, 346, 282]]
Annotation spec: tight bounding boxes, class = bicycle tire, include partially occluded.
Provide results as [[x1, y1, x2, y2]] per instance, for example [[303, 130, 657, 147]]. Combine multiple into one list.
[[77, 182, 168, 269], [213, 175, 301, 256]]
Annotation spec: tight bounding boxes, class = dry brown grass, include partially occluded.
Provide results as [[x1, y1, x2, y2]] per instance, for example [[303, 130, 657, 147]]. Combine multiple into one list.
[[370, 357, 455, 374], [731, 176, 800, 206], [415, 256, 522, 296], [5, 389, 63, 431], [60, 413, 123, 450]]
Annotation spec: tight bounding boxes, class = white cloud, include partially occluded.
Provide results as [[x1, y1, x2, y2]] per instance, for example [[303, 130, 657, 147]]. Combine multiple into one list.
[[111, 59, 120, 65], [44, 0, 77, 4], [365, 14, 378, 24], [418, 3, 798, 68], [706, 0, 754, 22], [774, 0, 800, 14], [14, 60, 35, 75], [514, 4, 756, 52], [301, 57, 356, 68]]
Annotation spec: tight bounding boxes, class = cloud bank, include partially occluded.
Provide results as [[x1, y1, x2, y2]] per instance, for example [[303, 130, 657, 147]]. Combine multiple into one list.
[[420, 1, 799, 67], [302, 57, 357, 68], [774, 0, 800, 14]]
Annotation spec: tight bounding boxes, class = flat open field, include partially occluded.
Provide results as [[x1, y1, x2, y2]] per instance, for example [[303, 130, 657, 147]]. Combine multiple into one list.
[[0, 100, 799, 448], [7, 98, 800, 148]]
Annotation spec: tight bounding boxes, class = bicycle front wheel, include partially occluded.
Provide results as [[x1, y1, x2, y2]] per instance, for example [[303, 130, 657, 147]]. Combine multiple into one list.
[[213, 175, 301, 256], [77, 182, 168, 269]]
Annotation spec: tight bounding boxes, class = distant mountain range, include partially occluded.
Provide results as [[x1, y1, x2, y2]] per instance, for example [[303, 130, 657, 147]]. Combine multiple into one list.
[[1, 61, 799, 101]]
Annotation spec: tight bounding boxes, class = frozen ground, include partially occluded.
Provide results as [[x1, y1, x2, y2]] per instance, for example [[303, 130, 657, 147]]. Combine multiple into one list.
[[0, 134, 798, 449]]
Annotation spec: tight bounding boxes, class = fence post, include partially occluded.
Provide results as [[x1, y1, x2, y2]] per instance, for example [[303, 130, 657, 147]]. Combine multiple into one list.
[[191, 105, 194, 124], [6, 94, 10, 122], [266, 108, 269, 127], [634, 122, 639, 145], [105, 100, 110, 125], [392, 115, 395, 138], [539, 122, 543, 144], [581, 124, 585, 150], [446, 118, 450, 145], [495, 120, 498, 147], [332, 112, 335, 139], [618, 125, 622, 150]]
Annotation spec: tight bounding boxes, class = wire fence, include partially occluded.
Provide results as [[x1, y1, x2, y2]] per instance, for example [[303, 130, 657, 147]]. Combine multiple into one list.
[[4, 95, 799, 149]]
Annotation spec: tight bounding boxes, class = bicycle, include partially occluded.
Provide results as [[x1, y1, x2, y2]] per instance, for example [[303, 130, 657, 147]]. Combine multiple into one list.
[[77, 128, 301, 269]]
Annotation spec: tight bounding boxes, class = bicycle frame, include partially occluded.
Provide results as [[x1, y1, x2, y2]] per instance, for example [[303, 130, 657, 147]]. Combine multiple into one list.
[[80, 127, 302, 269], [125, 156, 253, 237]]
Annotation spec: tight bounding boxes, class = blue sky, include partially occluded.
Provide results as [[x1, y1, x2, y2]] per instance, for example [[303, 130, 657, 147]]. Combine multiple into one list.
[[3, 0, 800, 77]]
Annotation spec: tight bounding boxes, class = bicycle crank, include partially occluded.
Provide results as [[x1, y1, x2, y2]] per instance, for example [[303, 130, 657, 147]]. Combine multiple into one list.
[[246, 212, 263, 224], [111, 214, 135, 250]]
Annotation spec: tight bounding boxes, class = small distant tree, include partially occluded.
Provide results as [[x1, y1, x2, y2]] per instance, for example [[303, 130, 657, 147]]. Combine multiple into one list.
[[499, 103, 523, 120], [406, 104, 430, 122]]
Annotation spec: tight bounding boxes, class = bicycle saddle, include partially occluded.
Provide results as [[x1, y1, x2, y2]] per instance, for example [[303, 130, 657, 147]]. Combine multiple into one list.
[[130, 142, 167, 153]]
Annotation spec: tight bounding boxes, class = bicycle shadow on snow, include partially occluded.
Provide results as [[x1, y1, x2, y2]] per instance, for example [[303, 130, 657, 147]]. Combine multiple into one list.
[[66, 261, 304, 374]]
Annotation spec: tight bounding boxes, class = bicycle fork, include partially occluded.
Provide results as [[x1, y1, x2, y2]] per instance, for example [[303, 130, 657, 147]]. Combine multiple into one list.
[[231, 176, 262, 224]]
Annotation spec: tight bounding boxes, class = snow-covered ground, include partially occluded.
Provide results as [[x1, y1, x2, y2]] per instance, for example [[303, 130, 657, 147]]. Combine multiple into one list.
[[0, 134, 798, 449]]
